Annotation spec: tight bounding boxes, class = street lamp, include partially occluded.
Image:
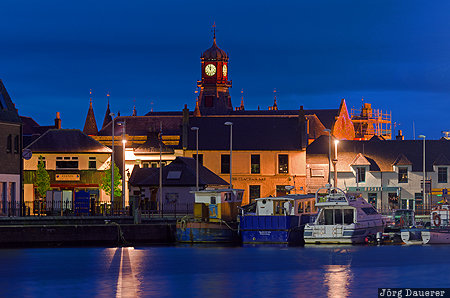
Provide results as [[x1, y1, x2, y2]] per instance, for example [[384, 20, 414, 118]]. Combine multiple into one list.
[[333, 139, 339, 188], [419, 135, 426, 211], [191, 127, 199, 191], [110, 113, 115, 213], [224, 122, 233, 189], [324, 129, 332, 186], [118, 120, 126, 210]]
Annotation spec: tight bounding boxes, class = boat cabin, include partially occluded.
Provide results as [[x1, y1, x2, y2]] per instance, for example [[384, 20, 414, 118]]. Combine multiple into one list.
[[431, 205, 450, 228], [251, 194, 316, 216], [193, 188, 244, 222]]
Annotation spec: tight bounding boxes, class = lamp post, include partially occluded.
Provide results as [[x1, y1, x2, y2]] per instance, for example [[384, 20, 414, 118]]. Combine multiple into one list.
[[333, 140, 339, 188], [191, 127, 199, 191], [224, 122, 233, 189], [324, 129, 332, 186], [110, 113, 115, 213], [419, 135, 426, 212], [118, 120, 126, 210]]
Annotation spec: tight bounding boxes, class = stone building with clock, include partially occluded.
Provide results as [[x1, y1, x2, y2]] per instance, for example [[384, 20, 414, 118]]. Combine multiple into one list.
[[87, 28, 388, 205]]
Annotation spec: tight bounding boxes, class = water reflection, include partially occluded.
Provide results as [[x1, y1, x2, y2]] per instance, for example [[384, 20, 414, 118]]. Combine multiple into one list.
[[324, 265, 353, 298]]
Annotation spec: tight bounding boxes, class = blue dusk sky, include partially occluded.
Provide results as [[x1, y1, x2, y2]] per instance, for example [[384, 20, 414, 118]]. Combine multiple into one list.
[[0, 1, 449, 139]]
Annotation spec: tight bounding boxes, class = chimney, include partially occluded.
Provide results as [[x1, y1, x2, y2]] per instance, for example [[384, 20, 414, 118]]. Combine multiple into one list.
[[396, 130, 404, 141], [55, 112, 61, 129], [182, 104, 189, 150]]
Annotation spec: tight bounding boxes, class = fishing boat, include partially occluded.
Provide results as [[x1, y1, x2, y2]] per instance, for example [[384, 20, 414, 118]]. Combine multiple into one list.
[[176, 188, 243, 243], [239, 194, 316, 245], [303, 185, 385, 244], [421, 205, 450, 244]]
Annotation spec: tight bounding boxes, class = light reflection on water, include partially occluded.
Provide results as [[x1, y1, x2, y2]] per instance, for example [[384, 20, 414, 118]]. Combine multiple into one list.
[[0, 245, 449, 297]]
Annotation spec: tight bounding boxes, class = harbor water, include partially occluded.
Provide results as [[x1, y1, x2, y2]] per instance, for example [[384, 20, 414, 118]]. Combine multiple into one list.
[[0, 244, 449, 297]]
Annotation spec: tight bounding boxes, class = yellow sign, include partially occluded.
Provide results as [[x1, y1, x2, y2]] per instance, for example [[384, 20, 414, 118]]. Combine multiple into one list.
[[55, 174, 80, 181]]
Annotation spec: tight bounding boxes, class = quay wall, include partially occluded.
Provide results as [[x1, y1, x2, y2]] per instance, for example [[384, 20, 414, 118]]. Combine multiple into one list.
[[0, 217, 177, 247]]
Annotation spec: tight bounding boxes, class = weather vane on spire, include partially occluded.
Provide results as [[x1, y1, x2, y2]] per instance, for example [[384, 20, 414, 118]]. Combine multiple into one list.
[[212, 21, 216, 42]]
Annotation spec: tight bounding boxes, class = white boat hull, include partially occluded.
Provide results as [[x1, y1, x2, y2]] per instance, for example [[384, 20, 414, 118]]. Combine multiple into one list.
[[422, 230, 450, 244], [304, 225, 383, 244]]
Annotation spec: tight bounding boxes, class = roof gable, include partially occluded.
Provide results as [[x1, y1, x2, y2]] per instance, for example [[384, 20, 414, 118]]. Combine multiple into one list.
[[351, 153, 371, 166], [0, 80, 20, 123], [392, 154, 412, 166], [434, 154, 450, 165]]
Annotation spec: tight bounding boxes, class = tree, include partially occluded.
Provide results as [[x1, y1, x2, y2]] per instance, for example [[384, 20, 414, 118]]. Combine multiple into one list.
[[35, 155, 50, 198], [100, 161, 122, 199]]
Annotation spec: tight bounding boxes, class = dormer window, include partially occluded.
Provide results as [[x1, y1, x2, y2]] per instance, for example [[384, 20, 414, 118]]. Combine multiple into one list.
[[398, 167, 408, 183]]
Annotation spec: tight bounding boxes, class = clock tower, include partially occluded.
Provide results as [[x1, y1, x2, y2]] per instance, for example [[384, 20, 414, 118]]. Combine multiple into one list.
[[196, 27, 232, 115]]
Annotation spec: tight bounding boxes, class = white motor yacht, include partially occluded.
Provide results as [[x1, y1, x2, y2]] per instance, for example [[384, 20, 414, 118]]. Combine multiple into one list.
[[304, 185, 385, 244]]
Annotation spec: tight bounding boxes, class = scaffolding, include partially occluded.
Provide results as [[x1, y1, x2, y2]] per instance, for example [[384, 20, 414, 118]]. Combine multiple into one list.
[[351, 103, 392, 140]]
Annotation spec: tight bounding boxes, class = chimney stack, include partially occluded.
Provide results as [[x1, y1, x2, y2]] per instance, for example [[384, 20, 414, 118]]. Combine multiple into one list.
[[55, 112, 61, 129], [396, 130, 404, 141]]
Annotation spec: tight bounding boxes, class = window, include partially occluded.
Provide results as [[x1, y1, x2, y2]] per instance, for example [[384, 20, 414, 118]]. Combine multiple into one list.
[[415, 193, 423, 211], [6, 135, 11, 153], [368, 193, 377, 208], [13, 135, 19, 154], [361, 207, 378, 215], [278, 154, 288, 174], [249, 185, 260, 203], [142, 162, 149, 168], [388, 193, 399, 210], [344, 209, 354, 224], [276, 185, 288, 197], [356, 167, 366, 183], [56, 156, 79, 169], [193, 154, 203, 165], [438, 167, 448, 183], [89, 157, 96, 169], [398, 167, 408, 183], [251, 154, 260, 174], [221, 154, 230, 174]]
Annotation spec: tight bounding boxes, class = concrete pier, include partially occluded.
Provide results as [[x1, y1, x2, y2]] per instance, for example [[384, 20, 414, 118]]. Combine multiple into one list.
[[0, 217, 177, 247]]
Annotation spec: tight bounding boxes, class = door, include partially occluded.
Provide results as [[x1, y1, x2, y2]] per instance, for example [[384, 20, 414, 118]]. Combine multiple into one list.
[[62, 190, 73, 212]]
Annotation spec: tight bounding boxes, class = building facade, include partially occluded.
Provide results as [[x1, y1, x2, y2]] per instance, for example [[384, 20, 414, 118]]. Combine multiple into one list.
[[0, 80, 22, 216], [307, 136, 450, 213], [23, 129, 112, 215]]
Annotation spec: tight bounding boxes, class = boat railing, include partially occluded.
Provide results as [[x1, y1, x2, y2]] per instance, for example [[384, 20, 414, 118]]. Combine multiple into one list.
[[315, 185, 350, 206]]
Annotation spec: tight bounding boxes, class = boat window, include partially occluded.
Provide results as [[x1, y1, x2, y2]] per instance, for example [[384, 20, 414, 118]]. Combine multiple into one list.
[[334, 209, 343, 224], [344, 209, 354, 224], [324, 209, 334, 225], [298, 202, 304, 213], [361, 207, 378, 215]]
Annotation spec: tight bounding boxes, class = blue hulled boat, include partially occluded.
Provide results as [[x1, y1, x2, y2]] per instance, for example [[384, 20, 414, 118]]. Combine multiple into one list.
[[239, 194, 316, 245]]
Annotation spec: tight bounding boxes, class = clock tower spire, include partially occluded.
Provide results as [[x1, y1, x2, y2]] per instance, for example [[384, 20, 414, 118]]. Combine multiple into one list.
[[196, 25, 232, 115]]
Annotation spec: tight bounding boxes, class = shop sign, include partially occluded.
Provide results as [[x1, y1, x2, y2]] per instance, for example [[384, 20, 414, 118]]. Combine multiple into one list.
[[55, 174, 80, 181]]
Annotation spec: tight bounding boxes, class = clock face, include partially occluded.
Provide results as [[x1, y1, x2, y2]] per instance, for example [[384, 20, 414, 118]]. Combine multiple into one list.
[[205, 64, 216, 76], [223, 64, 227, 76]]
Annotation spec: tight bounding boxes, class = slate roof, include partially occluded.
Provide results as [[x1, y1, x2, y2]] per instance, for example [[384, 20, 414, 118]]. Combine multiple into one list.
[[392, 154, 412, 166], [129, 157, 228, 187], [134, 132, 174, 154], [97, 116, 183, 137], [25, 129, 111, 153], [0, 80, 20, 123], [101, 100, 112, 129], [307, 135, 450, 172], [185, 116, 306, 151]]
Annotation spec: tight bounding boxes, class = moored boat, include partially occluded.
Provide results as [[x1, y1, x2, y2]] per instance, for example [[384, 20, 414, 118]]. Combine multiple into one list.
[[422, 205, 450, 244], [239, 194, 316, 245], [176, 188, 243, 243], [304, 185, 385, 244]]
